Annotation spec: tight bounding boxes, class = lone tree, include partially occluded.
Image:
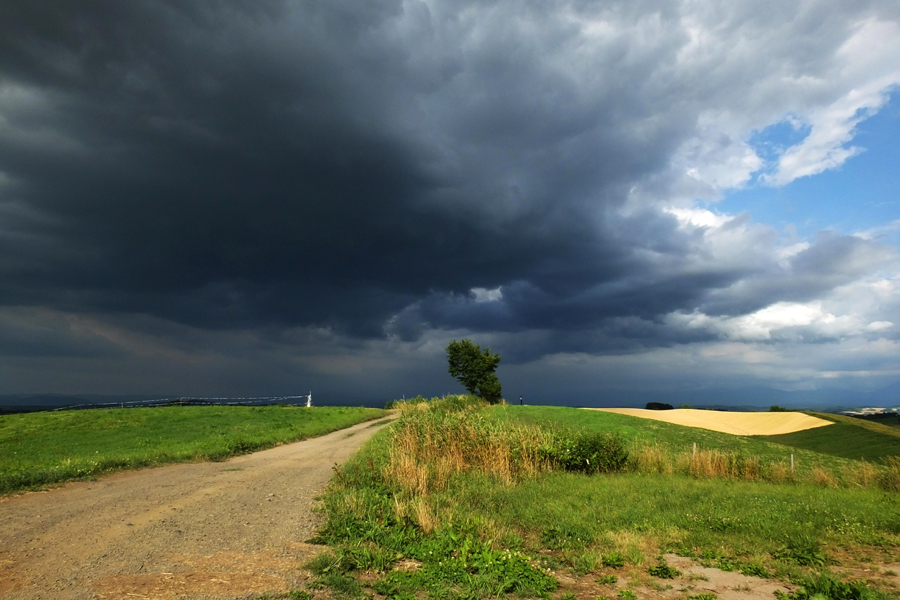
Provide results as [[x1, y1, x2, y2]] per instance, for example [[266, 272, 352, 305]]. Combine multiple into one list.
[[446, 339, 503, 403]]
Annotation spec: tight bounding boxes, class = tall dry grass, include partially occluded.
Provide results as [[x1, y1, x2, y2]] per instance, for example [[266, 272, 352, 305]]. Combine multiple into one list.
[[843, 460, 879, 488], [624, 440, 900, 491], [384, 396, 552, 495], [880, 456, 900, 492]]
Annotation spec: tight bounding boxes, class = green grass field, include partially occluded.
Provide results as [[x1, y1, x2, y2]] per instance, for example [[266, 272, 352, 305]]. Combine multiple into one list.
[[489, 405, 867, 477], [0, 404, 384, 495], [307, 397, 900, 600], [760, 412, 900, 464]]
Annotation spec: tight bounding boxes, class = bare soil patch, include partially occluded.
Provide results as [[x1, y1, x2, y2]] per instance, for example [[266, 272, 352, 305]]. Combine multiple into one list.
[[589, 408, 832, 435], [554, 554, 900, 599], [0, 417, 393, 599]]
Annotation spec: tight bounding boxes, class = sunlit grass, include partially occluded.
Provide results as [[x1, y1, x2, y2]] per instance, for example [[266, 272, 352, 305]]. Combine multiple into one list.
[[0, 404, 384, 494]]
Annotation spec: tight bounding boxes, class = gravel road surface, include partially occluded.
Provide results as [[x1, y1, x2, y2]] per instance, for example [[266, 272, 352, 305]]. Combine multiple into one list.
[[0, 416, 393, 599]]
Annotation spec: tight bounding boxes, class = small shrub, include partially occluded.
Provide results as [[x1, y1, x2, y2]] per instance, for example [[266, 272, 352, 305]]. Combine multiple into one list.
[[597, 574, 617, 585], [618, 590, 638, 600], [542, 430, 628, 474], [561, 592, 577, 600]]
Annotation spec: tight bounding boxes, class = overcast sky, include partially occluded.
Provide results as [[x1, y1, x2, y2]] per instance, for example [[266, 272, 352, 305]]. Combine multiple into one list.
[[1, 0, 899, 405]]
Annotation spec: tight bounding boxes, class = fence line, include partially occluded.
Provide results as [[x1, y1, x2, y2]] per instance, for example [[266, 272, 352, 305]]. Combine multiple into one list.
[[49, 394, 313, 412]]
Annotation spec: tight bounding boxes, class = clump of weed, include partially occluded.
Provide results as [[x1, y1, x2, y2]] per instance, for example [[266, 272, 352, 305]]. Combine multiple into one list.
[[688, 594, 717, 600], [739, 561, 771, 578], [843, 460, 879, 489], [571, 551, 601, 575], [766, 461, 796, 484], [810, 466, 840, 488], [597, 574, 617, 585], [690, 449, 761, 480], [647, 556, 681, 579], [618, 590, 637, 600], [542, 524, 594, 551], [316, 572, 365, 600], [775, 571, 878, 600], [774, 535, 827, 567], [628, 443, 674, 474], [303, 552, 367, 600], [602, 551, 626, 568], [305, 551, 341, 575]]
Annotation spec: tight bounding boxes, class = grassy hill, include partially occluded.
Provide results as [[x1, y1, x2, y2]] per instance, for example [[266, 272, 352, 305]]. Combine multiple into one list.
[[759, 412, 900, 463], [308, 397, 900, 600]]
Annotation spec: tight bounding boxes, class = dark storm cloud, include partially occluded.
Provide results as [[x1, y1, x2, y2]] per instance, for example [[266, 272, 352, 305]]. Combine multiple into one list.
[[0, 1, 668, 333], [0, 0, 896, 366]]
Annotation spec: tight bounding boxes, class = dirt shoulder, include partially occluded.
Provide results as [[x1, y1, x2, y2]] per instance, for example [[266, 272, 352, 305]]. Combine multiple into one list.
[[0, 416, 394, 600]]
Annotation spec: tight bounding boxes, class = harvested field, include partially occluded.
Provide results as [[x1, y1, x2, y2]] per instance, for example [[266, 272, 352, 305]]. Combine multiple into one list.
[[587, 408, 833, 435]]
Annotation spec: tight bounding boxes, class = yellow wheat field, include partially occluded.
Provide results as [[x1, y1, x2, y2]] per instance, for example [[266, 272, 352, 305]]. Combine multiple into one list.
[[586, 408, 833, 435]]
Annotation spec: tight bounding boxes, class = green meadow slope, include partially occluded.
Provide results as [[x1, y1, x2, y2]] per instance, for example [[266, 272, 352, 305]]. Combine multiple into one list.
[[759, 412, 900, 463]]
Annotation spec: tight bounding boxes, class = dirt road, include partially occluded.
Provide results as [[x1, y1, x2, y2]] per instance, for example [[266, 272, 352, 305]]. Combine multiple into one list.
[[0, 417, 393, 600]]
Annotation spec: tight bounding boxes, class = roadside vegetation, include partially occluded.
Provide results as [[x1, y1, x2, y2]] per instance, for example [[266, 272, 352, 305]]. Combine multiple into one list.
[[306, 396, 900, 600], [0, 404, 384, 495]]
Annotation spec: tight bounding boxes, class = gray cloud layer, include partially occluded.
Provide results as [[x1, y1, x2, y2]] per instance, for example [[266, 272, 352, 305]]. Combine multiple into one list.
[[1, 0, 898, 394]]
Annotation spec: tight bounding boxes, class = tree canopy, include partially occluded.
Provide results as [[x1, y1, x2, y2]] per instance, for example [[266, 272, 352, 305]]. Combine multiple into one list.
[[446, 339, 503, 404]]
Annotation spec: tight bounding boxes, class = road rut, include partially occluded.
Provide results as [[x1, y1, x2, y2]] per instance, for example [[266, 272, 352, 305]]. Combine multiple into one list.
[[0, 416, 392, 599]]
